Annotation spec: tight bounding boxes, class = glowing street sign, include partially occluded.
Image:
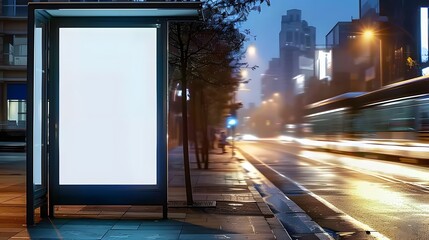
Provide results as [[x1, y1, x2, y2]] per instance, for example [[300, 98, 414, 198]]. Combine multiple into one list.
[[228, 117, 238, 127]]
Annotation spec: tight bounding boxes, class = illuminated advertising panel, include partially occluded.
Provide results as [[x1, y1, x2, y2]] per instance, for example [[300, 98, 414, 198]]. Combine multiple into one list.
[[422, 67, 429, 76], [316, 49, 332, 81], [293, 74, 305, 95], [59, 28, 157, 185], [421, 7, 429, 64], [33, 27, 42, 185]]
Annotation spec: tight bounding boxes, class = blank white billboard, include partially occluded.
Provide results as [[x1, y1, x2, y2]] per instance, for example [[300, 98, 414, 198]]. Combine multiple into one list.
[[316, 49, 332, 81], [33, 27, 42, 185], [421, 7, 429, 63], [59, 28, 157, 185]]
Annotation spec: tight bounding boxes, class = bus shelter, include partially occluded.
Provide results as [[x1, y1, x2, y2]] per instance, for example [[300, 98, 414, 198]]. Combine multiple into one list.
[[26, 2, 202, 226]]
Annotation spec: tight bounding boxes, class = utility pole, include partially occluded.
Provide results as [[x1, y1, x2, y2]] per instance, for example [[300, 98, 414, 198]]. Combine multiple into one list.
[[228, 99, 242, 157]]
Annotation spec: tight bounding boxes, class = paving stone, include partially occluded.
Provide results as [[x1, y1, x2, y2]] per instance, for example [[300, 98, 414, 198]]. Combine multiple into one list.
[[0, 148, 289, 240], [179, 233, 276, 240], [102, 230, 179, 240]]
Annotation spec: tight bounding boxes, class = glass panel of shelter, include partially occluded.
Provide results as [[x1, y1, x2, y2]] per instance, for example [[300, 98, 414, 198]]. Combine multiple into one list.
[[33, 21, 47, 192]]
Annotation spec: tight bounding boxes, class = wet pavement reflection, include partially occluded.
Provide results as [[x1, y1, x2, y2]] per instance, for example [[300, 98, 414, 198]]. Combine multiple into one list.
[[238, 140, 429, 239]]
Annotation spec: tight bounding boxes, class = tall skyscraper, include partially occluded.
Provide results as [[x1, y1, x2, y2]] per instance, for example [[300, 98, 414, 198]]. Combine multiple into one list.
[[279, 9, 316, 53], [278, 9, 316, 124]]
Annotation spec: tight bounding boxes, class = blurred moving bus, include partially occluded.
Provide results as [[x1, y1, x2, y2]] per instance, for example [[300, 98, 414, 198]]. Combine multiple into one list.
[[304, 75, 429, 142]]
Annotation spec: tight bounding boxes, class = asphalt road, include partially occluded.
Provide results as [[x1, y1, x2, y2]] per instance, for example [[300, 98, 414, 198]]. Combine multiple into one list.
[[238, 140, 429, 240]]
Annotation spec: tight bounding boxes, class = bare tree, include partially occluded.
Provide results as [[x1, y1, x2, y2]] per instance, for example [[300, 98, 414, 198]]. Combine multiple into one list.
[[169, 0, 270, 205]]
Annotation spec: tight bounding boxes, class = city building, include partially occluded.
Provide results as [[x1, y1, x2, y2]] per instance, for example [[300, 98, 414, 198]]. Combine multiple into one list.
[[325, 21, 366, 96], [0, 0, 27, 139], [261, 58, 280, 100], [359, 0, 422, 87], [277, 9, 316, 124], [278, 9, 315, 101], [317, 0, 425, 99], [305, 46, 333, 104], [256, 9, 316, 133], [279, 9, 316, 53]]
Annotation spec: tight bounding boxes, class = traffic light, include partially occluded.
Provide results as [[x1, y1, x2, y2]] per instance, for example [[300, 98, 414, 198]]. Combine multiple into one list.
[[227, 117, 238, 127]]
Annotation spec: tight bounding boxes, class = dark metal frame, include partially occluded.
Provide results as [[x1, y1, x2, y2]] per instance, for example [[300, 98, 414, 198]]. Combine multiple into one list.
[[48, 16, 168, 209], [27, 7, 50, 226], [27, 2, 202, 226]]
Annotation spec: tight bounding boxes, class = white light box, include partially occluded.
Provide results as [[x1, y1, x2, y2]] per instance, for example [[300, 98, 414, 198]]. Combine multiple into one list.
[[59, 28, 158, 185]]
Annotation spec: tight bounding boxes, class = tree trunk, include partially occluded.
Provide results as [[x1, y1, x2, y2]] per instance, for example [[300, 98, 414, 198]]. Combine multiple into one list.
[[176, 23, 193, 206], [190, 87, 202, 169], [201, 90, 210, 169], [181, 77, 193, 205]]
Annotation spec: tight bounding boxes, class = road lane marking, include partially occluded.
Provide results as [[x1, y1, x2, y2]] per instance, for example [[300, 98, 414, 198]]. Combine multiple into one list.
[[240, 147, 390, 240], [298, 150, 429, 193], [256, 141, 429, 193]]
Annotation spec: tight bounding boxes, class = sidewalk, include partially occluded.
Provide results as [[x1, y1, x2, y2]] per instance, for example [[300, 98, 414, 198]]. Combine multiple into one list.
[[0, 147, 291, 240], [167, 147, 291, 240]]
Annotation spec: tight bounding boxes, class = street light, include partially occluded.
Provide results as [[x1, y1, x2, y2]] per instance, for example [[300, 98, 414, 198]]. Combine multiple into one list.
[[363, 29, 375, 40], [247, 45, 257, 57], [240, 69, 249, 79], [238, 83, 251, 91], [227, 117, 238, 127], [363, 29, 383, 88]]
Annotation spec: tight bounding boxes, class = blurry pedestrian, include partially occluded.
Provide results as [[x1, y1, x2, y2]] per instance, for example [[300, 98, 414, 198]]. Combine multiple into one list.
[[219, 131, 227, 153]]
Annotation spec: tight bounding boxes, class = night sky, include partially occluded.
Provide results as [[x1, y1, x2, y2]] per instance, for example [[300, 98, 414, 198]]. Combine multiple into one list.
[[238, 0, 359, 107]]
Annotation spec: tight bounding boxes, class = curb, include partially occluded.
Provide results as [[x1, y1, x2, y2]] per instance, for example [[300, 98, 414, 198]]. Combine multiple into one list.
[[235, 149, 334, 240], [234, 154, 293, 240]]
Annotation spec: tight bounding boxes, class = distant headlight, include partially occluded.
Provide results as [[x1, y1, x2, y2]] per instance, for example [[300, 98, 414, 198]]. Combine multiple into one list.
[[278, 135, 294, 142], [241, 134, 258, 141]]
